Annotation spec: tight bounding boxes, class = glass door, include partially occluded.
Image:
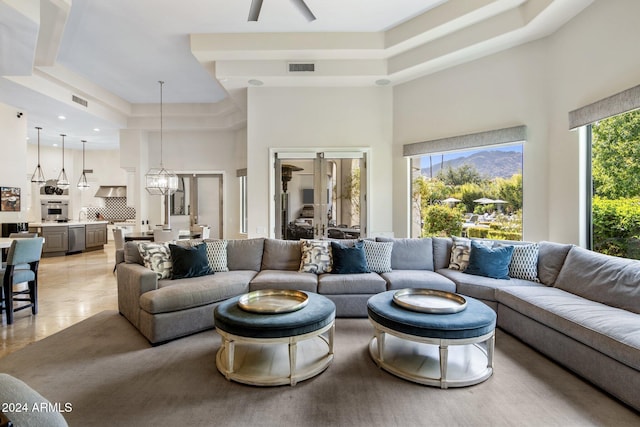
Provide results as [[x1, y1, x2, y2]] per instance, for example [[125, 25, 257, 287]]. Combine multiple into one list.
[[274, 151, 367, 240]]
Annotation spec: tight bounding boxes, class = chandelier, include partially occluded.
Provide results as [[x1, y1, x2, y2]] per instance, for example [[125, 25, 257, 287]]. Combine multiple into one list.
[[30, 127, 46, 186], [56, 133, 70, 190], [77, 139, 90, 189], [145, 81, 178, 195]]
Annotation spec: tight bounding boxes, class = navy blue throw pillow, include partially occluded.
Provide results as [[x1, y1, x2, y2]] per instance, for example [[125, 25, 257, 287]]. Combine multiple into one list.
[[465, 240, 514, 280], [330, 241, 370, 274], [169, 243, 213, 279]]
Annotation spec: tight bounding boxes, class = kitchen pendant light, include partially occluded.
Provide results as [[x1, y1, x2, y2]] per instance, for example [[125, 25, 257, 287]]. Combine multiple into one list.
[[77, 139, 89, 189], [30, 127, 46, 187], [56, 133, 70, 190], [145, 81, 178, 196]]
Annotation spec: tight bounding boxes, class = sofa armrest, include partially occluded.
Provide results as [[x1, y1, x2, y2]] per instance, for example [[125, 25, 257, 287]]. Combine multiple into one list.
[[117, 263, 158, 327]]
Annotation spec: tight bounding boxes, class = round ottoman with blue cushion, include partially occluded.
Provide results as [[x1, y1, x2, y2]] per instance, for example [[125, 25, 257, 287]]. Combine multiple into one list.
[[367, 290, 496, 388], [214, 292, 335, 386]]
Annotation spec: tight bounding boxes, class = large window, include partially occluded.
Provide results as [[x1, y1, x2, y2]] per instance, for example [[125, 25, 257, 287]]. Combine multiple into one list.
[[588, 109, 640, 259], [410, 145, 523, 239], [569, 84, 640, 258], [404, 126, 526, 240]]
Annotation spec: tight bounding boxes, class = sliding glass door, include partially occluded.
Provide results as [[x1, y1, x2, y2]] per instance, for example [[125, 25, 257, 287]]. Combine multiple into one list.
[[274, 151, 367, 240]]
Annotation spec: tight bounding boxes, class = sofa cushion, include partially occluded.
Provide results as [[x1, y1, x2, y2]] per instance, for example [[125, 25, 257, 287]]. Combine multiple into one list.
[[169, 243, 213, 280], [299, 240, 332, 274], [432, 237, 452, 270], [141, 271, 255, 314], [261, 239, 302, 271], [496, 286, 640, 371], [362, 240, 393, 273], [318, 272, 387, 294], [137, 242, 172, 279], [227, 238, 264, 271], [331, 241, 370, 274], [250, 270, 318, 293], [554, 246, 640, 314], [380, 270, 456, 292], [438, 268, 542, 302], [465, 240, 514, 280], [377, 237, 433, 270], [537, 241, 573, 286], [124, 241, 144, 265]]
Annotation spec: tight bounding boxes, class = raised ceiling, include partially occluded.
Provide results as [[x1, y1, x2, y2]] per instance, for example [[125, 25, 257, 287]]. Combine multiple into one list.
[[0, 0, 593, 150]]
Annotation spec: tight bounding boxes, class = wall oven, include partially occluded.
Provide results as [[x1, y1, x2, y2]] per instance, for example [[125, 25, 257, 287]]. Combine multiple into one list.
[[41, 200, 69, 222]]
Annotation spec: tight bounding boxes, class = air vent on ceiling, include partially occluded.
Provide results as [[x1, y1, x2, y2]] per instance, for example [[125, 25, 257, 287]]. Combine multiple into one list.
[[288, 63, 315, 72], [72, 95, 88, 107]]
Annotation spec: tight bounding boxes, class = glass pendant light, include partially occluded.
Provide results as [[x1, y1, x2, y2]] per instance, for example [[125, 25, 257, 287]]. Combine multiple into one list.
[[77, 140, 89, 189], [56, 133, 70, 190], [145, 81, 178, 196], [30, 127, 46, 186]]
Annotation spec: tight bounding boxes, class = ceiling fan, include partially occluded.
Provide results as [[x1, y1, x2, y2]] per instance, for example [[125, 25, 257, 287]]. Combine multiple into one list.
[[248, 0, 316, 22]]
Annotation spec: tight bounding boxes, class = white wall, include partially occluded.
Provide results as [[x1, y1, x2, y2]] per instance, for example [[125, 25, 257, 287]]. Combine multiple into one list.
[[0, 102, 29, 224], [393, 0, 640, 244], [142, 128, 245, 238], [246, 86, 393, 238]]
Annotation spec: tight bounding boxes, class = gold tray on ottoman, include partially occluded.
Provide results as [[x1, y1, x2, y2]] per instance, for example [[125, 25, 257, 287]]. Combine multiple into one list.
[[238, 289, 309, 314], [393, 289, 467, 314]]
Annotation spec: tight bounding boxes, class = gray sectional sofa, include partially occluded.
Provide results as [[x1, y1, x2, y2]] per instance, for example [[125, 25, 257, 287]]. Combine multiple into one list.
[[116, 236, 640, 411]]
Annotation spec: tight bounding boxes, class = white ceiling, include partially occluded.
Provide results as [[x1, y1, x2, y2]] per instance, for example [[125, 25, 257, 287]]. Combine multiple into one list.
[[0, 0, 593, 150]]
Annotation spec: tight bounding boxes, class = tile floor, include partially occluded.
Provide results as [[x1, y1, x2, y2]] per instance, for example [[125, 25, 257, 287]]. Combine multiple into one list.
[[1, 242, 118, 357]]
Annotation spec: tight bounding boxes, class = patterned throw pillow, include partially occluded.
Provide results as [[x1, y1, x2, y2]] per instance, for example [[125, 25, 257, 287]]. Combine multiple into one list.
[[449, 236, 471, 270], [508, 243, 540, 282], [363, 240, 393, 273], [137, 242, 172, 279], [299, 240, 332, 274], [448, 236, 494, 271], [204, 240, 229, 272]]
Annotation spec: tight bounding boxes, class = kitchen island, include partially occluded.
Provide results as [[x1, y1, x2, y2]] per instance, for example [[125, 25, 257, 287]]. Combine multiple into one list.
[[29, 221, 108, 257]]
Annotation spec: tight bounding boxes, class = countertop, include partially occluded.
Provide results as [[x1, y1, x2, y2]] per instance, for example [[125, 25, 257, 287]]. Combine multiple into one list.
[[29, 221, 109, 227]]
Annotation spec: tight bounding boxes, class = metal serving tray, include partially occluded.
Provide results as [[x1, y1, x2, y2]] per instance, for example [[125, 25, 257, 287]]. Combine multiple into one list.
[[393, 289, 467, 314], [238, 289, 309, 314]]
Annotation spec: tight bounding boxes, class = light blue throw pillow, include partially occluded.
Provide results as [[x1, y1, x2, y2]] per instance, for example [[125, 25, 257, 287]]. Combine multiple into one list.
[[465, 240, 514, 280]]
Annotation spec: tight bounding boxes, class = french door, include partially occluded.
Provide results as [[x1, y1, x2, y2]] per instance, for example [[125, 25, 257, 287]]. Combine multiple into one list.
[[273, 150, 367, 240]]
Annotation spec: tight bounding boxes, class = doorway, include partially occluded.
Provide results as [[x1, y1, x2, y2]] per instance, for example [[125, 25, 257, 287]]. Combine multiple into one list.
[[170, 173, 223, 238], [273, 150, 367, 240]]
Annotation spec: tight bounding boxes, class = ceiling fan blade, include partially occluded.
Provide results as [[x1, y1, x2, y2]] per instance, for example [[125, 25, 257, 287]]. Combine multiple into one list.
[[291, 0, 316, 21], [248, 0, 264, 22]]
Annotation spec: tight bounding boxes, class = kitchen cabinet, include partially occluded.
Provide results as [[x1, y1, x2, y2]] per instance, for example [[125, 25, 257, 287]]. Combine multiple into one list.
[[30, 226, 68, 257], [85, 223, 107, 249]]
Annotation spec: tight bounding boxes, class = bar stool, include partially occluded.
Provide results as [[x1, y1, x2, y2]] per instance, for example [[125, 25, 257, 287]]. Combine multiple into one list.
[[1, 237, 44, 324]]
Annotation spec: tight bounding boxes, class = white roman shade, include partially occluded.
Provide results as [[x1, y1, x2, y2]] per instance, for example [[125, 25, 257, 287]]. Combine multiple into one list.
[[403, 126, 526, 157], [568, 84, 640, 130]]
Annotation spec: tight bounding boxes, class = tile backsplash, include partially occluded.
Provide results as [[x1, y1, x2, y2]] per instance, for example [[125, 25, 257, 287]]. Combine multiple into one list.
[[86, 198, 136, 221]]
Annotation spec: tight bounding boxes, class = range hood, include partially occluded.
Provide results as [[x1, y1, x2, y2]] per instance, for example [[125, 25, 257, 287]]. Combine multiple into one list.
[[94, 186, 127, 198]]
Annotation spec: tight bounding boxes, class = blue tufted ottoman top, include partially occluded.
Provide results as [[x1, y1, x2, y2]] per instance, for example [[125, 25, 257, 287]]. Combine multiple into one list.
[[367, 291, 496, 340], [215, 292, 336, 339]]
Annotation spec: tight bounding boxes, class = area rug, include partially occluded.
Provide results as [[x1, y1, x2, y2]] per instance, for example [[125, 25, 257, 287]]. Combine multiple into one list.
[[0, 311, 637, 426]]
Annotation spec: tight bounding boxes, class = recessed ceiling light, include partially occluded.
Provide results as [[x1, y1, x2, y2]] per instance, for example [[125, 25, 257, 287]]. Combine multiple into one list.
[[58, 115, 66, 120], [93, 128, 100, 132], [53, 143, 58, 147], [375, 79, 391, 86], [248, 79, 264, 86]]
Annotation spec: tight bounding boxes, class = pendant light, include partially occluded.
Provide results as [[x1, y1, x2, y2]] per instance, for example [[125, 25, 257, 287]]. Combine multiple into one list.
[[77, 140, 89, 189], [56, 133, 70, 190], [30, 127, 46, 186], [145, 81, 178, 196]]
